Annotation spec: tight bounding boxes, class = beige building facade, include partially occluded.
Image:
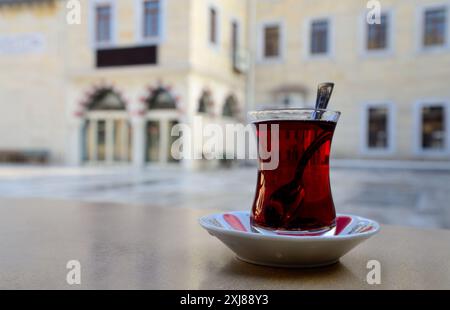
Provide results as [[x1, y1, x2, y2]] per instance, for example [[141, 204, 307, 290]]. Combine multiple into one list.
[[0, 0, 449, 167]]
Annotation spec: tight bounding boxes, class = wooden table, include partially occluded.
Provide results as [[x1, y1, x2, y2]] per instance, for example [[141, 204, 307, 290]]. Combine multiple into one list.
[[0, 198, 448, 289]]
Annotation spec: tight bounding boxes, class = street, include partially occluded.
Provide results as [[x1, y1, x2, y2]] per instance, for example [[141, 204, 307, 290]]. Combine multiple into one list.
[[0, 164, 449, 229]]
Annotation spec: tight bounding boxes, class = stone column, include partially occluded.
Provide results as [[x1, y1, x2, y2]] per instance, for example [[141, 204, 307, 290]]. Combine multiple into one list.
[[68, 118, 84, 166], [131, 116, 146, 168]]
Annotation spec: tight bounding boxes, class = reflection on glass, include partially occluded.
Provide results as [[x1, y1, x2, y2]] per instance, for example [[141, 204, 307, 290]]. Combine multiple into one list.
[[368, 107, 388, 149], [96, 5, 111, 43], [146, 121, 160, 162], [423, 8, 447, 47], [310, 19, 329, 55], [422, 106, 445, 150], [143, 0, 160, 38], [97, 120, 106, 161]]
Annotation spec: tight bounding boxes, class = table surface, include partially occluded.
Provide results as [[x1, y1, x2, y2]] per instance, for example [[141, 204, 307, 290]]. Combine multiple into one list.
[[0, 198, 449, 289]]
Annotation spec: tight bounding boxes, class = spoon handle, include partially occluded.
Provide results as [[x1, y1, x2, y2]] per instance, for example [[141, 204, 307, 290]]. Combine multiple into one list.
[[315, 82, 334, 110]]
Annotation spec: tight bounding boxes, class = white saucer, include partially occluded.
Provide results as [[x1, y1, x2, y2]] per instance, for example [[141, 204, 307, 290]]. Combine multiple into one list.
[[199, 211, 380, 268]]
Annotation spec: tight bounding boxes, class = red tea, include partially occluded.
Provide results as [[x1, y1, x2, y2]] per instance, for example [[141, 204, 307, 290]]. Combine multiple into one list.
[[251, 120, 337, 233]]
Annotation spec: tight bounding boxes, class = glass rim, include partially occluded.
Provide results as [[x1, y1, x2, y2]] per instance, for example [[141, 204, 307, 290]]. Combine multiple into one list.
[[248, 108, 341, 122]]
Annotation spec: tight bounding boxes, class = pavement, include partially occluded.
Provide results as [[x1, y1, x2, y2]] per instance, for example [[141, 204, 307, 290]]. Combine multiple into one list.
[[0, 163, 449, 229]]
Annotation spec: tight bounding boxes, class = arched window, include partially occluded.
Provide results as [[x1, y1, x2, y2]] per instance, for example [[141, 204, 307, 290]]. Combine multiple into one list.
[[222, 95, 239, 117], [82, 87, 132, 164], [87, 88, 126, 111], [147, 87, 177, 110], [271, 85, 308, 108], [198, 90, 214, 114]]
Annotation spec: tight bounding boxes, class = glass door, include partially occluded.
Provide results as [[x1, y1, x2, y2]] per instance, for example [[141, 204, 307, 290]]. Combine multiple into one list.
[[113, 119, 132, 162], [96, 120, 107, 161], [145, 121, 161, 162], [83, 117, 132, 164], [145, 118, 180, 164]]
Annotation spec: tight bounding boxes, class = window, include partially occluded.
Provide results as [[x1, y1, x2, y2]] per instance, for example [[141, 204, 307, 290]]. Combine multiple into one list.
[[146, 121, 160, 162], [367, 106, 389, 149], [87, 88, 126, 111], [362, 103, 395, 154], [95, 5, 112, 43], [113, 119, 132, 162], [279, 93, 306, 108], [223, 95, 238, 118], [96, 120, 107, 161], [310, 19, 329, 55], [91, 0, 116, 48], [198, 91, 214, 115], [146, 87, 176, 110], [143, 0, 160, 38], [209, 7, 218, 45], [231, 20, 239, 67], [136, 0, 164, 43], [423, 7, 447, 47], [263, 25, 280, 58], [258, 21, 284, 62], [421, 105, 446, 150], [367, 13, 389, 50], [145, 119, 180, 164], [271, 85, 308, 108]]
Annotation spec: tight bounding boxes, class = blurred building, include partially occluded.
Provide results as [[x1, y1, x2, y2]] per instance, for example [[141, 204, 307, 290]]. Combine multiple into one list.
[[0, 0, 449, 167]]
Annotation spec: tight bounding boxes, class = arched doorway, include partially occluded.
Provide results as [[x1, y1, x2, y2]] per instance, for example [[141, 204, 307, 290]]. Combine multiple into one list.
[[221, 94, 240, 168], [271, 85, 308, 108], [82, 88, 132, 164], [143, 87, 180, 164], [198, 90, 214, 115], [222, 94, 239, 118]]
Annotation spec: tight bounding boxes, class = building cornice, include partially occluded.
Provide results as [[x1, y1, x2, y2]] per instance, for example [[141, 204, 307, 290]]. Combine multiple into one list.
[[0, 0, 57, 6]]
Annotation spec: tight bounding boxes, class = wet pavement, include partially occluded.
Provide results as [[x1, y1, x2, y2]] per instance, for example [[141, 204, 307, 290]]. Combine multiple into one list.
[[0, 164, 449, 229]]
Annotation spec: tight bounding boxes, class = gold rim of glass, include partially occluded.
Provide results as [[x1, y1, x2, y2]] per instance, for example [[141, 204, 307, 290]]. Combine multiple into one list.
[[248, 108, 341, 123]]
